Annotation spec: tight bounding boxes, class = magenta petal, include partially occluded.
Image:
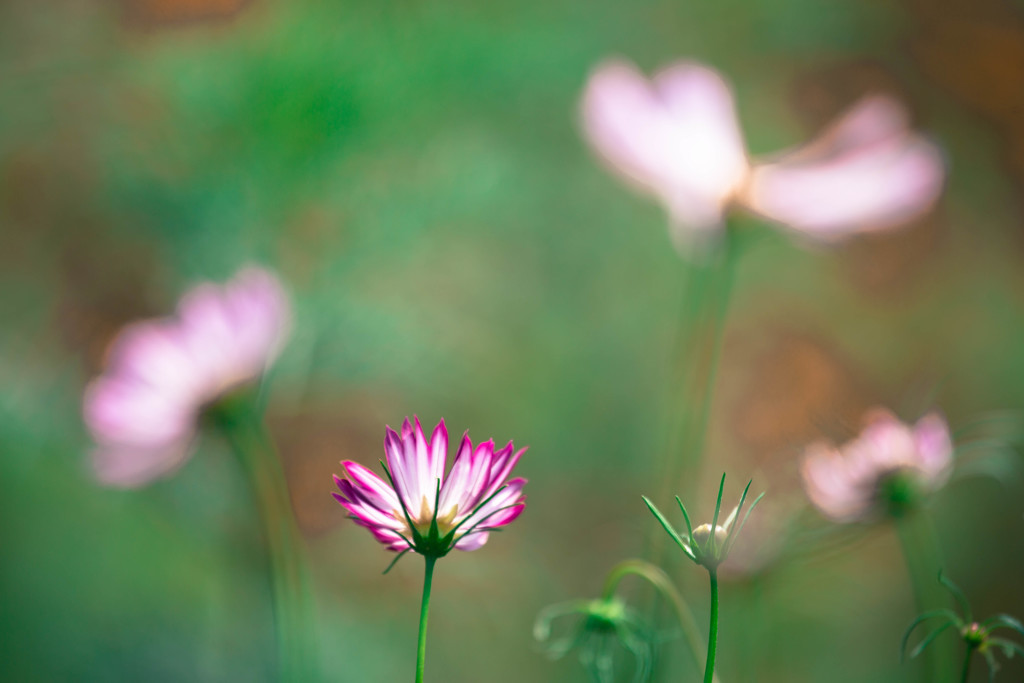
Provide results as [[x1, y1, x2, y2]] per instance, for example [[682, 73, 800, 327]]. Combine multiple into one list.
[[337, 418, 526, 555], [343, 460, 401, 511], [384, 426, 414, 509]]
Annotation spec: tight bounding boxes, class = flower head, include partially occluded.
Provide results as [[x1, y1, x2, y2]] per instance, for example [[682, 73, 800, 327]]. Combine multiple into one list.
[[83, 267, 291, 487], [902, 572, 1024, 678], [534, 596, 656, 683], [580, 59, 944, 253], [801, 409, 953, 522], [643, 474, 764, 571], [332, 417, 527, 560]]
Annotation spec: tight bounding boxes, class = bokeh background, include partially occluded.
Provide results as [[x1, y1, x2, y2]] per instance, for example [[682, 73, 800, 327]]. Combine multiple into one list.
[[3, 0, 1024, 681]]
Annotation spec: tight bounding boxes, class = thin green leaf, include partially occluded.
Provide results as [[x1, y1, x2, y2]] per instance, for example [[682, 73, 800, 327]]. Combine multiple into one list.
[[982, 614, 1024, 638], [643, 496, 696, 562], [938, 571, 973, 623], [983, 648, 998, 682], [379, 459, 418, 533], [910, 621, 954, 660], [710, 473, 726, 555], [446, 484, 510, 537], [725, 479, 752, 535], [381, 549, 411, 575], [989, 637, 1024, 659], [722, 491, 765, 558], [675, 496, 695, 545], [900, 610, 960, 661]]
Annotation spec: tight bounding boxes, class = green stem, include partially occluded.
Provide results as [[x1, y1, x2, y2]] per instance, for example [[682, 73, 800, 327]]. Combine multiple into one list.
[[652, 231, 739, 548], [959, 645, 974, 683], [895, 511, 955, 683], [416, 556, 437, 683], [216, 399, 315, 683], [601, 559, 719, 682], [705, 570, 719, 683]]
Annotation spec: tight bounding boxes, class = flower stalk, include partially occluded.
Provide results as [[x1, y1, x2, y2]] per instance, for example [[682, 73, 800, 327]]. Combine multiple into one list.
[[705, 570, 719, 683], [645, 474, 763, 683], [896, 512, 955, 683], [600, 559, 716, 681], [416, 555, 437, 683], [658, 233, 738, 498], [214, 395, 315, 683]]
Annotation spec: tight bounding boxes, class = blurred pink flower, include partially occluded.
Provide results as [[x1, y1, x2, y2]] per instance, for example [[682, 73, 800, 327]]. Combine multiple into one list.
[[801, 410, 953, 522], [580, 59, 944, 252], [333, 417, 527, 556], [83, 267, 291, 487]]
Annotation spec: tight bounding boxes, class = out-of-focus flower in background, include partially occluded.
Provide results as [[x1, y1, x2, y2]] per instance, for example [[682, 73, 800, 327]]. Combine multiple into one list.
[[580, 59, 945, 253], [83, 267, 291, 487], [332, 417, 527, 558], [534, 596, 656, 683], [801, 409, 953, 522]]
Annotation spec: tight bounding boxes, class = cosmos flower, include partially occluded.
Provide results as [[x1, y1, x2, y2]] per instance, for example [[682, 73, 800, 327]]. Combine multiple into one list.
[[801, 409, 953, 523], [534, 596, 656, 683], [83, 267, 291, 487], [333, 417, 527, 558], [902, 572, 1024, 679], [643, 474, 764, 571], [580, 58, 944, 253]]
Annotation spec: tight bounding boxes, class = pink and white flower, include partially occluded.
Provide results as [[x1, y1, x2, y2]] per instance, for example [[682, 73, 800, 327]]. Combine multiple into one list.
[[333, 417, 527, 557], [83, 267, 291, 487], [581, 59, 944, 253], [801, 410, 953, 522]]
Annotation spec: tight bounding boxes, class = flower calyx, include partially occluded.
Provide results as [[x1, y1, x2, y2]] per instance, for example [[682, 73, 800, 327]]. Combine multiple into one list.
[[643, 473, 764, 571], [902, 571, 1024, 677]]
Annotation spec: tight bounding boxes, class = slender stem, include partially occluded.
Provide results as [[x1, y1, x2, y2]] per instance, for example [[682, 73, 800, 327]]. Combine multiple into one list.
[[600, 559, 719, 682], [651, 232, 739, 558], [705, 570, 719, 683], [959, 645, 974, 683], [416, 556, 437, 683], [215, 399, 315, 683], [895, 511, 955, 683]]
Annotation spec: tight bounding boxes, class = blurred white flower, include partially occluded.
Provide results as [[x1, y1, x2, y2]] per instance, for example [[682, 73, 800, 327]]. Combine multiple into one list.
[[580, 59, 944, 253]]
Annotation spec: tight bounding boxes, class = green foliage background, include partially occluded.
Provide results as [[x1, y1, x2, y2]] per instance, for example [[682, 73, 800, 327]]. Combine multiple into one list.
[[2, 0, 1023, 680]]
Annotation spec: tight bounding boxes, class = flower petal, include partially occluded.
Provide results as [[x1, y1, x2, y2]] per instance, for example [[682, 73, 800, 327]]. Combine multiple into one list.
[[745, 96, 944, 238], [580, 59, 748, 244]]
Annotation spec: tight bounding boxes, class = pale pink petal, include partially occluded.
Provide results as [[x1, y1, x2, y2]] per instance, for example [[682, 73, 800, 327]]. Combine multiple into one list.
[[83, 266, 291, 488], [92, 441, 194, 489], [104, 322, 203, 399], [801, 444, 869, 522], [454, 531, 489, 551], [84, 377, 193, 447], [913, 413, 953, 483], [580, 59, 748, 244], [745, 96, 944, 238]]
